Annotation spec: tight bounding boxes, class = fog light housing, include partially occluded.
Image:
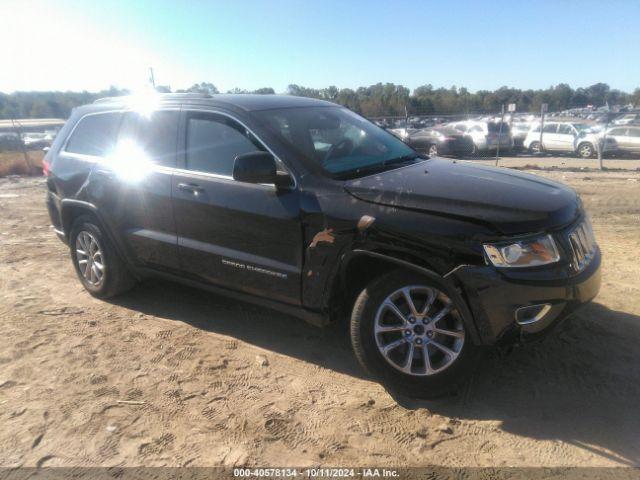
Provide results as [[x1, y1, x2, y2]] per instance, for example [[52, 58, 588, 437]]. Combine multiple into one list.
[[515, 304, 552, 325]]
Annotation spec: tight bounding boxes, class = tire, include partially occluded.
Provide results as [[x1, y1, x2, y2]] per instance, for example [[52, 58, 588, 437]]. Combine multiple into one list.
[[577, 142, 595, 159], [69, 215, 136, 298], [528, 141, 542, 154], [350, 269, 481, 399], [428, 144, 438, 156]]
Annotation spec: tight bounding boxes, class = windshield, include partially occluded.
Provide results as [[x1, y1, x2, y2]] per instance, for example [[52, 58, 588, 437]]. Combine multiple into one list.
[[254, 106, 419, 178], [573, 123, 590, 131]]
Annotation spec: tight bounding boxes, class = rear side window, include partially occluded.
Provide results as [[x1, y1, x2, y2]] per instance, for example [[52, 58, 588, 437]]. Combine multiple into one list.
[[117, 111, 179, 167], [65, 112, 121, 157], [608, 128, 627, 136], [487, 122, 510, 133], [185, 113, 264, 176], [543, 123, 558, 133]]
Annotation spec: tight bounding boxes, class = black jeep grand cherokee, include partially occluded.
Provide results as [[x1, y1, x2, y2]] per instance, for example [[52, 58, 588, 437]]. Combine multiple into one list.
[[45, 93, 601, 398]]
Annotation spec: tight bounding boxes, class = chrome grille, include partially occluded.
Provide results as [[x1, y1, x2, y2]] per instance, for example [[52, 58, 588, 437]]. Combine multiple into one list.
[[568, 219, 597, 272]]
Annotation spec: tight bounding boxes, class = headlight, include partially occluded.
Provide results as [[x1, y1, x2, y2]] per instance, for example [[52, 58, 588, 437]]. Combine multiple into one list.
[[483, 234, 560, 268]]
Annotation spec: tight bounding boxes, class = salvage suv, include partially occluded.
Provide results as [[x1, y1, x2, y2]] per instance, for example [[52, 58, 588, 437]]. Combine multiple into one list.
[[44, 94, 601, 398]]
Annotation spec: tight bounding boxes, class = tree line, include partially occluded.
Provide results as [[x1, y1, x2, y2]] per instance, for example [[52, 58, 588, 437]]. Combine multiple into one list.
[[1, 82, 638, 120]]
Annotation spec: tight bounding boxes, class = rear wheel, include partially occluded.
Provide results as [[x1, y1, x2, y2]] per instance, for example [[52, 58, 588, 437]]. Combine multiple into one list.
[[428, 144, 438, 156], [69, 216, 136, 298], [578, 142, 595, 159], [350, 270, 481, 398], [529, 141, 542, 154]]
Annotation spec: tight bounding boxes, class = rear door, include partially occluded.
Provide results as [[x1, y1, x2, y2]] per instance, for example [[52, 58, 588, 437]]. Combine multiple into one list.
[[172, 110, 302, 305], [607, 127, 629, 152], [541, 123, 559, 150], [90, 109, 180, 271], [556, 124, 577, 152]]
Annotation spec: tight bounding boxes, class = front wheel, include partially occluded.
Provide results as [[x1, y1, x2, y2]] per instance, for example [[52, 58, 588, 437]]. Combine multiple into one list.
[[350, 270, 481, 398], [577, 142, 595, 159]]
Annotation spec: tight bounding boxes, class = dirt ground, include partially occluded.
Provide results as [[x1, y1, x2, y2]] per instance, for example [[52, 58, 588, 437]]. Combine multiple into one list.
[[1, 166, 639, 469]]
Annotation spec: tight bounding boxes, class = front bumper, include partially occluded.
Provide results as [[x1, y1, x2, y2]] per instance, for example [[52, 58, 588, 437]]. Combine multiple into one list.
[[450, 248, 601, 345]]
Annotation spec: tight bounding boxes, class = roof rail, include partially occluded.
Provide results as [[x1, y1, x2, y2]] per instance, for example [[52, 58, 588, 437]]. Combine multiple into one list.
[[93, 92, 212, 104]]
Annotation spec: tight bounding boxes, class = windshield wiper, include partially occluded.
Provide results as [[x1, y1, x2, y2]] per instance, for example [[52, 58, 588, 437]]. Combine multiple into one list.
[[335, 154, 424, 180], [382, 154, 424, 167]]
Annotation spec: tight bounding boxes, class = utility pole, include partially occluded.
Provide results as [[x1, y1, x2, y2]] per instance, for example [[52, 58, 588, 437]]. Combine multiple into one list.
[[495, 104, 505, 166], [539, 103, 548, 155], [597, 115, 609, 170], [148, 67, 156, 88], [11, 118, 34, 174]]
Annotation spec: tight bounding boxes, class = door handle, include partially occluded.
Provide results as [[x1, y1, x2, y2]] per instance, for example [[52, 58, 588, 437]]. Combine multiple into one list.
[[177, 182, 204, 194]]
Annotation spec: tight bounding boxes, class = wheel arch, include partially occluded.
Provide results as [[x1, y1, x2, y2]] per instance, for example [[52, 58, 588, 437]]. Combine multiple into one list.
[[60, 199, 101, 235], [332, 249, 482, 344], [60, 199, 136, 274]]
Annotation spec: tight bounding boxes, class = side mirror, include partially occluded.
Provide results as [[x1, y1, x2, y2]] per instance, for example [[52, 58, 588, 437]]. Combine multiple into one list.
[[233, 151, 293, 188], [42, 146, 50, 153]]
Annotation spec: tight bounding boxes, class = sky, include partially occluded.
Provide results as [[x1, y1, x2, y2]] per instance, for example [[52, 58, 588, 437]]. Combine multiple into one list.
[[1, 0, 639, 94]]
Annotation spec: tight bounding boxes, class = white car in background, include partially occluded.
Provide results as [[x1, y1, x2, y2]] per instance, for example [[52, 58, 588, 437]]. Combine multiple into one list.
[[22, 132, 53, 148], [523, 121, 591, 155], [576, 126, 640, 158], [613, 113, 639, 125]]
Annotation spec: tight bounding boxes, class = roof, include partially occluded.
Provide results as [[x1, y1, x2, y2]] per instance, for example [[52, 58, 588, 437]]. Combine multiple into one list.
[[94, 93, 337, 112]]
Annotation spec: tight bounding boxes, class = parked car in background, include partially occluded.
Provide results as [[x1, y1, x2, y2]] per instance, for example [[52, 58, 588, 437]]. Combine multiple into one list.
[[405, 126, 475, 157], [447, 120, 513, 155], [576, 126, 640, 158], [22, 132, 53, 149], [0, 132, 22, 150], [523, 121, 591, 155], [511, 122, 532, 150], [613, 113, 639, 126]]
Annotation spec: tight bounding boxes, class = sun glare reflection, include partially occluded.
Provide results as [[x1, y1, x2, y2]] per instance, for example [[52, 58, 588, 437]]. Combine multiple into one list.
[[104, 139, 154, 182], [127, 88, 161, 118]]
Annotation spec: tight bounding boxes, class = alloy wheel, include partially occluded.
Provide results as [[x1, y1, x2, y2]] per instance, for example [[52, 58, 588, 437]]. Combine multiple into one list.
[[579, 143, 593, 158], [75, 231, 105, 286], [530, 142, 542, 154], [428, 144, 438, 156], [374, 285, 465, 376]]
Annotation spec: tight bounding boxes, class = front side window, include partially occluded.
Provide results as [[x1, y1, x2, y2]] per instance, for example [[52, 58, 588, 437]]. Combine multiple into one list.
[[558, 124, 574, 135], [65, 112, 121, 157], [255, 106, 417, 178], [627, 128, 640, 138], [186, 113, 264, 176]]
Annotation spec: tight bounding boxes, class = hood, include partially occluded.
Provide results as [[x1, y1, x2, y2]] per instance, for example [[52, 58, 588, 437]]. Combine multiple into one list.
[[344, 158, 580, 235]]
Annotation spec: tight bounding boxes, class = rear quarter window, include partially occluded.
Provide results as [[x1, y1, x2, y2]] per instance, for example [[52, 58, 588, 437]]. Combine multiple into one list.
[[65, 112, 122, 157]]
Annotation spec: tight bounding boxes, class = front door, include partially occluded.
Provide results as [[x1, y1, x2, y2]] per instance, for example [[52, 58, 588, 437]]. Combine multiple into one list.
[[625, 128, 640, 153], [172, 110, 302, 305]]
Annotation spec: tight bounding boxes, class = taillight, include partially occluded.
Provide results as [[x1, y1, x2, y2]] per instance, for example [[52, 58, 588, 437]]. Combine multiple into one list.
[[42, 158, 51, 176]]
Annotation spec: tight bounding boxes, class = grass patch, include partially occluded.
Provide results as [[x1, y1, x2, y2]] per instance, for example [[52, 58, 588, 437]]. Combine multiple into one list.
[[0, 150, 45, 177]]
